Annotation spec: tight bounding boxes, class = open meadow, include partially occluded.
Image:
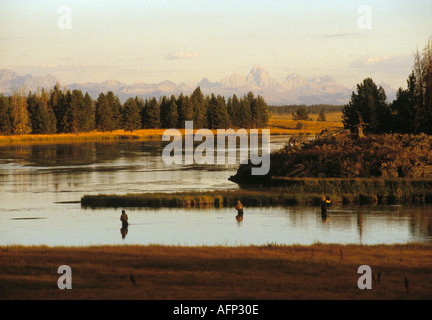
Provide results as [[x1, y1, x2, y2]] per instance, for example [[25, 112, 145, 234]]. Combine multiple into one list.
[[266, 112, 344, 135], [1, 244, 431, 300]]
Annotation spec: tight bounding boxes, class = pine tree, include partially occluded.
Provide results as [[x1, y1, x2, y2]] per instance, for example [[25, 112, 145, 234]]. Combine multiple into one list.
[[177, 94, 193, 128], [106, 91, 122, 130], [50, 83, 65, 133], [10, 88, 31, 135], [207, 94, 230, 129], [0, 94, 12, 135], [191, 87, 206, 128], [390, 72, 416, 133], [159, 96, 169, 128], [235, 95, 252, 128], [229, 94, 242, 127], [342, 78, 390, 134], [247, 91, 258, 128], [413, 38, 432, 134], [142, 97, 161, 129], [42, 88, 57, 133], [160, 95, 178, 128], [80, 92, 95, 132], [122, 97, 142, 131], [27, 89, 57, 134], [63, 89, 84, 134], [135, 96, 145, 112], [95, 93, 113, 132], [227, 97, 234, 121], [254, 95, 269, 128], [26, 91, 40, 133]]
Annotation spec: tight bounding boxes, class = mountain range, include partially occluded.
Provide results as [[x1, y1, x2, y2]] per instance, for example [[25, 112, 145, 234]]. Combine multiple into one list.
[[0, 66, 396, 105]]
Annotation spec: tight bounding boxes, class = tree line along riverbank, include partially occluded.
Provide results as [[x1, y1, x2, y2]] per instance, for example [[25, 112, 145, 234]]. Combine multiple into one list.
[[0, 112, 343, 146]]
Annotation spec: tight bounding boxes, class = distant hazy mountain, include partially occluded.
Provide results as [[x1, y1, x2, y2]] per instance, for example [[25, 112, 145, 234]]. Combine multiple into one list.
[[0, 67, 396, 105], [197, 65, 354, 105], [0, 69, 57, 94]]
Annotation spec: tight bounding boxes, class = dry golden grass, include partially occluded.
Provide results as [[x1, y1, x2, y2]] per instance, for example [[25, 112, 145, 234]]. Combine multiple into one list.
[[1, 244, 431, 300], [0, 129, 167, 145], [267, 112, 344, 135], [0, 112, 343, 145]]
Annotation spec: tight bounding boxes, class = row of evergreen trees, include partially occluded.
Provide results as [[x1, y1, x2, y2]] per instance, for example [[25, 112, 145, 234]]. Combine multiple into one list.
[[343, 37, 432, 135], [0, 86, 270, 135], [268, 104, 344, 115]]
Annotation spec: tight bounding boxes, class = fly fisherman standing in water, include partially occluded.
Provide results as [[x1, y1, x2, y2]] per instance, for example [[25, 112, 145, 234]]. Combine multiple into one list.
[[236, 200, 244, 222], [120, 210, 129, 228], [120, 210, 129, 239]]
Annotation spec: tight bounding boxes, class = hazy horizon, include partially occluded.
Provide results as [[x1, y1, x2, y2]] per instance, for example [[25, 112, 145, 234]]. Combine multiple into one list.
[[1, 0, 432, 90]]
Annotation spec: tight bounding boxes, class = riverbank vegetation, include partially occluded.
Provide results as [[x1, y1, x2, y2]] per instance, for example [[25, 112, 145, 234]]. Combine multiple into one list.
[[81, 177, 432, 208], [269, 132, 432, 179], [1, 244, 431, 300], [0, 112, 342, 145], [230, 131, 432, 187]]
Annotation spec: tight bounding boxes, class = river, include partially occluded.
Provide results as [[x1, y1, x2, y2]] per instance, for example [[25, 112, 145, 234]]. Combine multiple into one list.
[[0, 136, 431, 246]]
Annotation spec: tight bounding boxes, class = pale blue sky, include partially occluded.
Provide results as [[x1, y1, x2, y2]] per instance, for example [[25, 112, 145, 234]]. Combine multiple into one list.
[[1, 0, 431, 89]]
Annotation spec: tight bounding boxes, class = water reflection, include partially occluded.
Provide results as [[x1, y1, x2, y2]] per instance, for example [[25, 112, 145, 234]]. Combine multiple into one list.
[[2, 204, 432, 247], [120, 210, 129, 240], [1, 138, 432, 246], [120, 226, 128, 240], [321, 210, 330, 223], [236, 215, 244, 225], [357, 212, 363, 243], [235, 200, 244, 226]]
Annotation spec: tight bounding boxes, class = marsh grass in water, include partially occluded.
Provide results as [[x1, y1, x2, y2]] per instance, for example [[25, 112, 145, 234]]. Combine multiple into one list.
[[81, 178, 432, 209]]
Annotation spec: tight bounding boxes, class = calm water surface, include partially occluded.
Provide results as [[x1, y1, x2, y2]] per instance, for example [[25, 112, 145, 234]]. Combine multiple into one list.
[[1, 136, 431, 246]]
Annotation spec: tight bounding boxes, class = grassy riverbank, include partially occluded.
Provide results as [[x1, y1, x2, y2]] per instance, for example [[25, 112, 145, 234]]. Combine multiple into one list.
[[0, 112, 342, 145], [81, 178, 432, 208], [1, 244, 431, 300], [0, 129, 169, 145]]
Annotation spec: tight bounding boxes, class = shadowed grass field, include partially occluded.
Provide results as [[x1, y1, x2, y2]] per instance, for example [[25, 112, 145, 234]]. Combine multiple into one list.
[[1, 244, 431, 300]]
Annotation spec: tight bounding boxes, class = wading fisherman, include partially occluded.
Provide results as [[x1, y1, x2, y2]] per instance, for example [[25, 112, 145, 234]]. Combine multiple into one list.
[[120, 210, 129, 239], [120, 210, 129, 228], [321, 196, 331, 222], [235, 200, 244, 222]]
